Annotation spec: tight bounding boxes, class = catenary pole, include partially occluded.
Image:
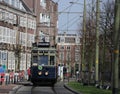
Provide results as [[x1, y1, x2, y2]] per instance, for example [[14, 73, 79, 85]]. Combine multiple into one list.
[[95, 0, 100, 84], [112, 0, 120, 94], [81, 0, 86, 82]]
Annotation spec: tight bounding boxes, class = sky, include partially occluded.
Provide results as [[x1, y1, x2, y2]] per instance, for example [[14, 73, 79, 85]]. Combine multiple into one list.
[[53, 0, 92, 34], [52, 0, 109, 34], [53, 0, 85, 34]]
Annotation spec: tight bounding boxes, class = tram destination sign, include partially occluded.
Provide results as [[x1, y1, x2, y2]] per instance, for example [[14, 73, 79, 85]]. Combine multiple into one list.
[[37, 42, 50, 47]]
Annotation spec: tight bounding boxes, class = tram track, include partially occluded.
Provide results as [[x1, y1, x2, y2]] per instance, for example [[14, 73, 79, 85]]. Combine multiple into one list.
[[10, 81, 77, 94], [13, 84, 58, 94]]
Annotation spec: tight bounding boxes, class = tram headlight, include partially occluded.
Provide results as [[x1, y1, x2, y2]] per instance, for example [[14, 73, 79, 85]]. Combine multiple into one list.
[[45, 71, 48, 76], [38, 71, 42, 75]]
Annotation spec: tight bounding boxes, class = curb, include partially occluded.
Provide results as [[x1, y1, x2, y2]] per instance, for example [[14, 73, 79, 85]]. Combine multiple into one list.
[[64, 84, 82, 94]]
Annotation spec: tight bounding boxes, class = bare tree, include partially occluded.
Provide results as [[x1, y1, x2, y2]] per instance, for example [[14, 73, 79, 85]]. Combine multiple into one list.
[[77, 0, 115, 86], [99, 0, 115, 85]]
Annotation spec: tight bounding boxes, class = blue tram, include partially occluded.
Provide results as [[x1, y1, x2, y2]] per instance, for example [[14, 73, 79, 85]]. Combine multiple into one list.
[[30, 42, 57, 85]]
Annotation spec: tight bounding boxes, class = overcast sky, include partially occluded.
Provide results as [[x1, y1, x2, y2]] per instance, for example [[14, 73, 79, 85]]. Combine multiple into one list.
[[53, 0, 111, 34], [53, 0, 85, 34]]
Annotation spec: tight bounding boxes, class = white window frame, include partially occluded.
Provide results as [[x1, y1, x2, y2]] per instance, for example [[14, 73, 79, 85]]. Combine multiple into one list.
[[40, 0, 46, 8]]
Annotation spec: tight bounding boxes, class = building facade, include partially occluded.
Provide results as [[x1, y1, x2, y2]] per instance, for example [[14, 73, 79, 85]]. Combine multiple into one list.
[[23, 0, 58, 67], [0, 0, 36, 71], [23, 0, 58, 46], [0, 0, 58, 71], [56, 32, 81, 76]]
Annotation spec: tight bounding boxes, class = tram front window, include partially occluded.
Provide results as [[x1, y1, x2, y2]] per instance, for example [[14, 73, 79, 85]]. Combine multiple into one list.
[[38, 56, 48, 65]]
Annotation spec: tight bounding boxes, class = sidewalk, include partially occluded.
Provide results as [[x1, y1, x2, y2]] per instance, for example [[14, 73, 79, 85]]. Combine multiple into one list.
[[0, 84, 19, 94]]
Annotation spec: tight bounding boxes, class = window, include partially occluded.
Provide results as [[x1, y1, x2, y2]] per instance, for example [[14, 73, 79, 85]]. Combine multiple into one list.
[[50, 56, 54, 65], [13, 14, 17, 24], [20, 53, 26, 70], [40, 0, 46, 8], [67, 46, 70, 50], [61, 37, 64, 43], [60, 52, 64, 61], [27, 54, 31, 68], [33, 20, 36, 30], [0, 9, 2, 20], [4, 11, 9, 22], [15, 0, 20, 8], [6, 28, 10, 43], [2, 52, 7, 60], [0, 26, 3, 42], [60, 46, 64, 50], [3, 28, 5, 42], [20, 32, 26, 46], [27, 33, 35, 47], [0, 10, 16, 24], [66, 52, 71, 61], [28, 19, 33, 29], [39, 13, 50, 26], [11, 0, 15, 6], [8, 51, 15, 70], [10, 29, 16, 44], [40, 13, 45, 23], [65, 37, 75, 43], [39, 56, 48, 65], [58, 37, 60, 43], [9, 13, 13, 24]]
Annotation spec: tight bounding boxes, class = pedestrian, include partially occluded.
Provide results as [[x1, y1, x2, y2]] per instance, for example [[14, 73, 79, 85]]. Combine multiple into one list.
[[0, 64, 5, 85], [5, 70, 10, 85], [9, 70, 14, 84], [27, 67, 31, 81], [14, 71, 19, 83], [21, 70, 24, 81]]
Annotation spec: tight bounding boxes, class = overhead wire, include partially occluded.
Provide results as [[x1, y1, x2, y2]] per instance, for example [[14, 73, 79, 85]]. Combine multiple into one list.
[[59, 17, 82, 32], [57, 0, 83, 34], [59, 15, 81, 29], [56, 0, 61, 3], [59, 0, 82, 33], [66, 3, 72, 33]]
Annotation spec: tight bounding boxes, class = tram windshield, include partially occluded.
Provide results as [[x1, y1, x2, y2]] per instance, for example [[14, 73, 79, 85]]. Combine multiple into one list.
[[32, 55, 48, 65], [38, 55, 48, 65]]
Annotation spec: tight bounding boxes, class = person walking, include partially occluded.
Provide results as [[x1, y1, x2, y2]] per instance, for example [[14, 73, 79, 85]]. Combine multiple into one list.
[[0, 64, 5, 85], [27, 67, 31, 81]]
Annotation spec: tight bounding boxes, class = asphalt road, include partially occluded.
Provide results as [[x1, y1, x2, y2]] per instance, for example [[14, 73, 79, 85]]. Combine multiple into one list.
[[10, 81, 76, 94]]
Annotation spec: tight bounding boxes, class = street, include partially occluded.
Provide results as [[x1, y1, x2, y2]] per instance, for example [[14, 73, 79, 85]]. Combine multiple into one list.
[[9, 80, 76, 94]]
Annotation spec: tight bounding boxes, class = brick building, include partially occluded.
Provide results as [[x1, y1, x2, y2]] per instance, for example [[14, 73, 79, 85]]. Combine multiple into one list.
[[0, 0, 58, 71], [0, 0, 36, 71], [23, 0, 58, 69], [23, 0, 58, 46], [56, 32, 81, 76]]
